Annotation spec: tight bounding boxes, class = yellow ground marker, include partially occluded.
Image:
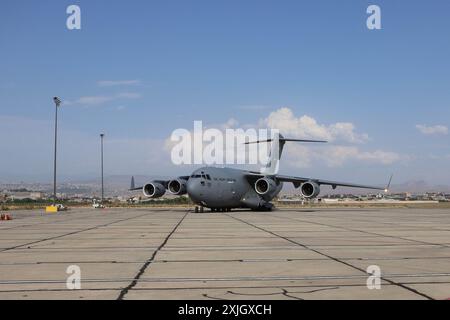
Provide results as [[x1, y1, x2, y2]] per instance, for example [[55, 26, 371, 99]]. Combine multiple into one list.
[[45, 205, 58, 213]]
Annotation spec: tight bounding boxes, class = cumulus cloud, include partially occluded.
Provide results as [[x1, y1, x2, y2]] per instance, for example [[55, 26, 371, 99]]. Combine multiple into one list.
[[162, 108, 403, 169], [259, 108, 404, 167], [164, 120, 269, 166], [262, 108, 369, 143], [283, 144, 403, 169], [416, 124, 448, 135], [320, 147, 402, 167]]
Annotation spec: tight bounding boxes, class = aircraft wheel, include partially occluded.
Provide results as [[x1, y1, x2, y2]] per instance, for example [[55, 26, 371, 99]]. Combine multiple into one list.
[[200, 206, 204, 213], [194, 206, 199, 213]]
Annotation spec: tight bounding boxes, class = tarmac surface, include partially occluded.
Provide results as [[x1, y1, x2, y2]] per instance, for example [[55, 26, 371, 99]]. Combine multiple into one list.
[[0, 207, 449, 300]]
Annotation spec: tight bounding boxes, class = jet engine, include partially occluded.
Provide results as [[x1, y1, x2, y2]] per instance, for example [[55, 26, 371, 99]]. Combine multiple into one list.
[[143, 182, 166, 198], [254, 178, 278, 195], [167, 179, 187, 195], [300, 181, 320, 198]]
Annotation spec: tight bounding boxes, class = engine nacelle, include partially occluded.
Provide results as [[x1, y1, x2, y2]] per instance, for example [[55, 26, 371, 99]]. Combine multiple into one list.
[[167, 179, 187, 195], [255, 178, 278, 195], [143, 182, 166, 198], [300, 181, 320, 198]]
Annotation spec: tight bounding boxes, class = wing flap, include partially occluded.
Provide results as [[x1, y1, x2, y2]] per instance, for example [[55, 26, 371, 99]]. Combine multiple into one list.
[[275, 175, 385, 191]]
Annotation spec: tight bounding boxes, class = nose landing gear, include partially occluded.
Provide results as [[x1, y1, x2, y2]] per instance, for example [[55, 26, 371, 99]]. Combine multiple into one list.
[[194, 206, 204, 213]]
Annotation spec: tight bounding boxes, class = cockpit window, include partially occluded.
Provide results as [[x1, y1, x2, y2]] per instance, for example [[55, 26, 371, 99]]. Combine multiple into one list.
[[190, 174, 211, 180]]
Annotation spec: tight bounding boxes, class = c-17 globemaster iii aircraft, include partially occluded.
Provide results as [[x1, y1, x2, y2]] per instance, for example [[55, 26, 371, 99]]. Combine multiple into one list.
[[130, 133, 392, 212]]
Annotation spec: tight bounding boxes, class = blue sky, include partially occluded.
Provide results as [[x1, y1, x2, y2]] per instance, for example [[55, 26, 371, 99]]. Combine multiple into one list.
[[1, 0, 449, 185]]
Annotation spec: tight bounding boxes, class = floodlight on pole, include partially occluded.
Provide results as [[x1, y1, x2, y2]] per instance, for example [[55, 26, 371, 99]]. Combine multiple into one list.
[[52, 97, 62, 206], [100, 133, 105, 203]]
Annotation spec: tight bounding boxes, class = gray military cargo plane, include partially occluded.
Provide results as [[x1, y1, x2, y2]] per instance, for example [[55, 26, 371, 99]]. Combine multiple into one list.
[[130, 134, 391, 212]]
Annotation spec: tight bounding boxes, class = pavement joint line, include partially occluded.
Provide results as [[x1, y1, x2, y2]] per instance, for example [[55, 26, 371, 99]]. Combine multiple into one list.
[[2, 272, 450, 285], [2, 281, 450, 294], [116, 210, 190, 300], [1, 208, 449, 299], [0, 213, 97, 231], [0, 211, 156, 253], [225, 213, 435, 300], [2, 244, 444, 252], [268, 213, 448, 247], [3, 255, 450, 266], [301, 214, 450, 233]]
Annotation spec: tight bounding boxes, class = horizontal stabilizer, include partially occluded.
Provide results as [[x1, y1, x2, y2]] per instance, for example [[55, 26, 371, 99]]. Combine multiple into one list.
[[244, 138, 327, 144]]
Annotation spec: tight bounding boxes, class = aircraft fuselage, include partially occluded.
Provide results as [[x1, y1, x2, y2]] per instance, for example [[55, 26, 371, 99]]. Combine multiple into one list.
[[186, 167, 282, 210]]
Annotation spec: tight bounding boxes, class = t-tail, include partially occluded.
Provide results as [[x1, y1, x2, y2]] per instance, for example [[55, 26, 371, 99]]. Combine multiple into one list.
[[244, 133, 327, 175]]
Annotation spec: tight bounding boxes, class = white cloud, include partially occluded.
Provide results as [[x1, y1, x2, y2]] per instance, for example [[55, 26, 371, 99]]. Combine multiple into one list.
[[260, 108, 403, 167], [356, 149, 403, 164], [117, 92, 141, 99], [262, 107, 369, 143], [65, 92, 141, 107], [162, 109, 403, 168], [97, 80, 141, 87], [284, 145, 403, 168], [0, 115, 170, 179], [0, 109, 408, 181], [416, 124, 448, 135], [321, 147, 402, 167], [221, 118, 239, 129], [75, 95, 114, 106]]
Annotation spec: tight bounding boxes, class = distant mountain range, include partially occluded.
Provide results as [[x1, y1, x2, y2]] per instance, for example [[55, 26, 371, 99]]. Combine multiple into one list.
[[387, 180, 450, 193], [73, 175, 170, 189], [280, 179, 450, 195], [2, 175, 449, 195], [79, 176, 450, 194]]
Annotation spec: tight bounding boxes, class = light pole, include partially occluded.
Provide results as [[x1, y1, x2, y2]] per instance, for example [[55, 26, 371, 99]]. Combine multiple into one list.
[[100, 133, 104, 203], [52, 97, 61, 206]]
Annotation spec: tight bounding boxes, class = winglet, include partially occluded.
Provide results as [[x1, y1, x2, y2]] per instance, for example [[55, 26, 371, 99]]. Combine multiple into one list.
[[384, 174, 393, 193]]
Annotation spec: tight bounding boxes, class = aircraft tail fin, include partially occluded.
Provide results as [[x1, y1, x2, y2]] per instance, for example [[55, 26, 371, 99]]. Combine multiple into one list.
[[245, 133, 327, 175]]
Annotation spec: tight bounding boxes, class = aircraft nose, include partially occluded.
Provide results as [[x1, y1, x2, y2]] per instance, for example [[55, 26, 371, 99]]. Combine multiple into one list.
[[186, 179, 202, 202]]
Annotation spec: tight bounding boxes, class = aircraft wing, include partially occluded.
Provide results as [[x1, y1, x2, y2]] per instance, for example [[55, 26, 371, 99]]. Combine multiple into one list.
[[244, 172, 390, 191], [275, 175, 386, 191], [128, 176, 190, 191]]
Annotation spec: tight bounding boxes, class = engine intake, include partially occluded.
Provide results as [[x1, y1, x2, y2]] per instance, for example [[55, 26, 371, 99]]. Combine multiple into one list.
[[255, 178, 277, 195], [300, 181, 320, 198], [168, 179, 187, 195], [143, 182, 166, 198]]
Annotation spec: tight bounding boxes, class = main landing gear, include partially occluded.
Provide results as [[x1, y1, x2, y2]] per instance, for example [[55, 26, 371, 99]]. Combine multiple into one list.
[[211, 208, 231, 212], [194, 206, 231, 213]]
